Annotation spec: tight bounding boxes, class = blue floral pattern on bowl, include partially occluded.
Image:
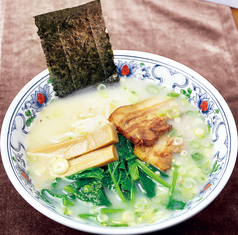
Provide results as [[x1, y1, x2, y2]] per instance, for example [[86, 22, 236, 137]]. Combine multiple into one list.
[[2, 50, 237, 232]]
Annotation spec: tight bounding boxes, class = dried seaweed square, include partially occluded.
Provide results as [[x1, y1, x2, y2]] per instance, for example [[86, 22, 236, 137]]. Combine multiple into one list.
[[34, 0, 118, 97]]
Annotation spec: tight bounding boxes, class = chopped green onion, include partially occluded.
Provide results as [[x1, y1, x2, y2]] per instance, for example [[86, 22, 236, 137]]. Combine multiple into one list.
[[166, 92, 179, 99], [182, 189, 193, 199], [186, 111, 194, 116], [180, 150, 188, 157], [186, 165, 199, 177], [166, 109, 180, 118], [197, 173, 207, 183], [181, 99, 189, 106], [157, 110, 167, 116], [202, 166, 211, 175], [97, 213, 109, 223], [145, 85, 159, 94], [129, 91, 139, 103], [34, 164, 46, 174], [97, 84, 107, 92], [135, 198, 149, 210], [194, 127, 205, 137], [178, 166, 187, 175], [182, 179, 194, 189], [97, 84, 109, 98], [27, 155, 37, 162], [152, 196, 162, 204], [122, 211, 136, 222], [190, 141, 201, 149], [172, 137, 183, 146], [168, 129, 177, 137]]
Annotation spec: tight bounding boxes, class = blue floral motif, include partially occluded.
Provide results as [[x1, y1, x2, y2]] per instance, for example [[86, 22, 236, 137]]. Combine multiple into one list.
[[140, 64, 151, 79], [14, 153, 35, 191], [24, 84, 51, 113], [116, 60, 138, 77], [191, 85, 214, 116]]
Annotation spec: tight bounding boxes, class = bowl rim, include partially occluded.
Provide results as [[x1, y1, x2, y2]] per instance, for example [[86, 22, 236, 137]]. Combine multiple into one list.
[[1, 50, 237, 234]]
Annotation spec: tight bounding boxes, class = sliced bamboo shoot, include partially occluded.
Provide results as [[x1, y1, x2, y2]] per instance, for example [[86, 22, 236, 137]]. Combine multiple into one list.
[[27, 123, 118, 160], [64, 144, 119, 176]]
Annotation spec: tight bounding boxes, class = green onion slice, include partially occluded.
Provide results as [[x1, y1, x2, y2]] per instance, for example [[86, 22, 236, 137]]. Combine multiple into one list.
[[167, 92, 179, 99], [145, 85, 159, 94], [190, 141, 201, 149], [166, 108, 180, 118], [129, 92, 139, 103], [97, 84, 109, 98], [157, 110, 167, 116]]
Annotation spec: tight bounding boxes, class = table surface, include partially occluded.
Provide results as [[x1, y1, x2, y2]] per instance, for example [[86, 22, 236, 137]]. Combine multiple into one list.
[[1, 1, 238, 235]]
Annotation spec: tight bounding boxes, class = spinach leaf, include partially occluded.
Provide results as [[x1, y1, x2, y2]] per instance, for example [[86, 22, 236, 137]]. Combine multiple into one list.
[[51, 177, 61, 190], [115, 134, 134, 160], [145, 162, 169, 178], [166, 198, 186, 210], [108, 161, 127, 203], [138, 169, 156, 198], [166, 166, 186, 210], [66, 167, 104, 180], [118, 161, 134, 201], [67, 177, 111, 207], [41, 189, 74, 207], [127, 158, 140, 181], [136, 159, 170, 188]]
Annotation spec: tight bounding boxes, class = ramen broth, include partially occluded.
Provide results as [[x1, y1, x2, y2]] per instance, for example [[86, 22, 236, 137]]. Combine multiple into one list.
[[26, 77, 213, 226]]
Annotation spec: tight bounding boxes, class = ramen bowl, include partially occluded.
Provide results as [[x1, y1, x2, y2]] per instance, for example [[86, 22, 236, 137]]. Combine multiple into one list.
[[1, 50, 237, 234]]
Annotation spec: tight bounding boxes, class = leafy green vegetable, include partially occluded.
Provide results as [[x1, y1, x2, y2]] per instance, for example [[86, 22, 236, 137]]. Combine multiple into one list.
[[66, 167, 104, 180], [136, 159, 170, 188], [145, 162, 169, 178], [191, 152, 204, 161], [78, 213, 97, 219], [166, 167, 186, 210], [41, 132, 185, 225], [100, 208, 125, 213], [138, 169, 156, 198], [41, 189, 74, 207], [67, 169, 111, 207], [127, 159, 140, 181], [109, 224, 129, 227], [166, 199, 186, 210], [114, 134, 134, 160], [51, 177, 62, 190], [108, 161, 128, 203]]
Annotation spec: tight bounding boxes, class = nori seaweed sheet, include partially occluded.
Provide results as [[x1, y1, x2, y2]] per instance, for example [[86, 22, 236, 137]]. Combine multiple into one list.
[[34, 0, 119, 97]]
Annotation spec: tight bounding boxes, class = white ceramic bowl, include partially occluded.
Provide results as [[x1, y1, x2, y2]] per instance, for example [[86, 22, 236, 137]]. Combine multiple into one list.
[[1, 50, 237, 234]]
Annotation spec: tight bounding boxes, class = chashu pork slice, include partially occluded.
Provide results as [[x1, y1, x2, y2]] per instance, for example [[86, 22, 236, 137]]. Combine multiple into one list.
[[133, 136, 185, 171], [108, 97, 172, 147]]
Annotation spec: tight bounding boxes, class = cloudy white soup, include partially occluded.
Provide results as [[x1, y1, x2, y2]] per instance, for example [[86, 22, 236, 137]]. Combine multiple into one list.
[[26, 77, 213, 227]]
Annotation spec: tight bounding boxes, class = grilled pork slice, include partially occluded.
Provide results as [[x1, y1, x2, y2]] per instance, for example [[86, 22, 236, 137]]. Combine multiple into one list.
[[133, 136, 185, 171], [108, 97, 172, 146]]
